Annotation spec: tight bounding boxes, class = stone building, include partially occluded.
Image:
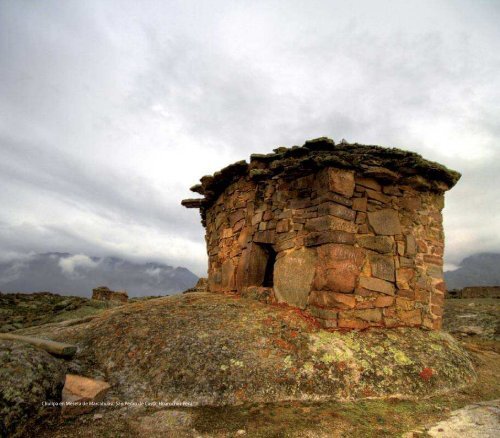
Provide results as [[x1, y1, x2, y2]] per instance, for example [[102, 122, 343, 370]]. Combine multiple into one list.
[[92, 286, 128, 303], [182, 138, 460, 330]]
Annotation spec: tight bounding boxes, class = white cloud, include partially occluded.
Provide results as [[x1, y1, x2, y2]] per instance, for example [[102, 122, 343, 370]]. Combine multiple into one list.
[[58, 254, 98, 276]]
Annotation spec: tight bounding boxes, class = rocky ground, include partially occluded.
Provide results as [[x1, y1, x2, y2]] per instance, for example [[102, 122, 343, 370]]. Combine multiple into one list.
[[443, 298, 499, 344], [1, 293, 498, 437], [0, 292, 114, 332], [0, 291, 160, 333]]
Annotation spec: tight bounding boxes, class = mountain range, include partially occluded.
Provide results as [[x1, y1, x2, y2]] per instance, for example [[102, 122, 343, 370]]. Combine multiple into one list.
[[444, 253, 500, 290], [0, 253, 198, 297], [0, 251, 498, 297]]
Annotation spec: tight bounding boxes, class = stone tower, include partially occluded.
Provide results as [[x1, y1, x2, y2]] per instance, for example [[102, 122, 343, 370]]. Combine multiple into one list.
[[182, 138, 460, 330]]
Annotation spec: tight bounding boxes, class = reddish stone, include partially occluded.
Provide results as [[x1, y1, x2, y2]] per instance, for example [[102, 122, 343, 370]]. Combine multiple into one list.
[[309, 306, 338, 320], [431, 305, 443, 316], [374, 296, 394, 307], [355, 211, 367, 224], [62, 374, 111, 417], [304, 231, 355, 247], [365, 189, 391, 204], [397, 289, 415, 300], [354, 287, 376, 297], [233, 219, 245, 232], [432, 317, 443, 330], [368, 254, 395, 282], [315, 192, 353, 207], [398, 309, 422, 325], [221, 259, 236, 290], [396, 297, 414, 311], [367, 209, 402, 235], [237, 227, 251, 248], [221, 228, 233, 239], [289, 198, 311, 209], [308, 290, 356, 309], [400, 196, 422, 211], [416, 240, 428, 252], [356, 235, 394, 254], [352, 197, 367, 212], [430, 292, 444, 306], [397, 241, 405, 256], [435, 281, 446, 292], [396, 267, 415, 289], [229, 209, 246, 227], [317, 202, 356, 221], [405, 234, 417, 256], [252, 211, 263, 225], [338, 319, 369, 330], [276, 219, 290, 233], [350, 308, 383, 322], [317, 243, 365, 268], [275, 239, 295, 252], [356, 300, 375, 309], [423, 254, 443, 266], [305, 215, 357, 233], [313, 244, 365, 293], [399, 257, 415, 268], [358, 276, 395, 296], [415, 287, 429, 303], [263, 210, 273, 221], [383, 185, 402, 196], [358, 224, 369, 233], [355, 177, 381, 191], [253, 230, 275, 244], [384, 317, 399, 328], [327, 168, 355, 197], [384, 307, 396, 318]]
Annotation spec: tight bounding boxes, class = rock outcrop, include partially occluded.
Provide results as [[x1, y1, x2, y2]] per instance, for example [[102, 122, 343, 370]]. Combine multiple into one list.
[[33, 293, 476, 407], [92, 286, 128, 303], [0, 340, 65, 437]]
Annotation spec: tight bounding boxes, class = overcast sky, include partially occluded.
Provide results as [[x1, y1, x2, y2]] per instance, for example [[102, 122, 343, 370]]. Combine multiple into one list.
[[0, 0, 499, 276]]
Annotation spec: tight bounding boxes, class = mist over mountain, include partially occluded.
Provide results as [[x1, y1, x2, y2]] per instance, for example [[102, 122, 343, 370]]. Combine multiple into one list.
[[0, 253, 198, 297], [445, 253, 500, 290]]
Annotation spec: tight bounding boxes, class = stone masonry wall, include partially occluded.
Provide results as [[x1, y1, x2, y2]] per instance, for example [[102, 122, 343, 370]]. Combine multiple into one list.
[[204, 168, 446, 329], [183, 138, 460, 330]]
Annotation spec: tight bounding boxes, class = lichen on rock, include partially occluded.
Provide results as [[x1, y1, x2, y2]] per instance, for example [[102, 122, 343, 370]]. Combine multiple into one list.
[[35, 293, 475, 407], [0, 340, 65, 437]]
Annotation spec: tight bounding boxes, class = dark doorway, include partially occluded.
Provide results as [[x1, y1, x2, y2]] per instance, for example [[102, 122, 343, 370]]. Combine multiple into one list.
[[261, 244, 277, 287]]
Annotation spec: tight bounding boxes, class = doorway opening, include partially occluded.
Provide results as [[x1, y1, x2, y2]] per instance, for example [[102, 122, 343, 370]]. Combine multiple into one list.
[[260, 244, 277, 288]]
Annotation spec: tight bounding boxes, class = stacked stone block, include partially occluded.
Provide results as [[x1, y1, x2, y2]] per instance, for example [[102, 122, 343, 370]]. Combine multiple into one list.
[[183, 138, 460, 330]]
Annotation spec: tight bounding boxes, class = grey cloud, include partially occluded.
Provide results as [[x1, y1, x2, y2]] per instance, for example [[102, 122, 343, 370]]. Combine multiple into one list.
[[0, 0, 499, 276], [0, 135, 201, 238]]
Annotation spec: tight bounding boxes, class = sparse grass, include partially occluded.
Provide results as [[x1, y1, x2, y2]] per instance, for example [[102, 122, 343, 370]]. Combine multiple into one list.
[[49, 301, 111, 323]]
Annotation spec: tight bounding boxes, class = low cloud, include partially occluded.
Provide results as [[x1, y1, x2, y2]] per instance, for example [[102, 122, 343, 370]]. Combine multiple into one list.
[[58, 254, 99, 276]]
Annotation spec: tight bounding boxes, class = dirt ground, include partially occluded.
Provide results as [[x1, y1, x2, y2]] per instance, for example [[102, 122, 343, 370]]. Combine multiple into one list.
[[29, 297, 498, 437]]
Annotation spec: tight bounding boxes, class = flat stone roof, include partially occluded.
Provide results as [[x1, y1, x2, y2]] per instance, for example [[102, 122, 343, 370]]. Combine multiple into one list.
[[182, 137, 461, 209]]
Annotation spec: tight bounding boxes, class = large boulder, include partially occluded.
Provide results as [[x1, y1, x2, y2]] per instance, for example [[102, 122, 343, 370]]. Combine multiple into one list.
[[0, 340, 65, 437], [35, 293, 476, 407]]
